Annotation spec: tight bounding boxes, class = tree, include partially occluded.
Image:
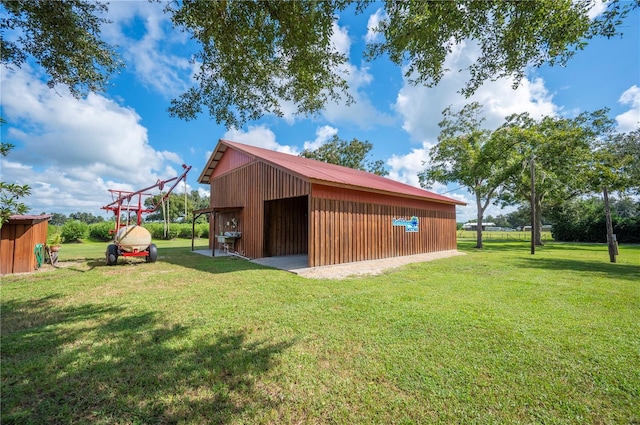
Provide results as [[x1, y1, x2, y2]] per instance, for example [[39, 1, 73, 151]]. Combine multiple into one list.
[[167, 0, 637, 126], [495, 109, 615, 245], [144, 190, 209, 223], [419, 102, 514, 248], [550, 196, 640, 244], [69, 211, 104, 224], [300, 135, 388, 176], [1, 0, 122, 97], [167, 1, 352, 128], [3, 1, 636, 128], [367, 0, 636, 97], [602, 128, 640, 195], [583, 127, 639, 261], [0, 141, 31, 227], [46, 212, 68, 226]]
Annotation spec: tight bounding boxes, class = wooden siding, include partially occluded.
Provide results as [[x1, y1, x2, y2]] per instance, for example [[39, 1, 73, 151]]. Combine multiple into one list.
[[0, 218, 49, 274], [309, 197, 457, 267], [212, 148, 253, 178], [312, 184, 456, 212], [210, 161, 310, 259]]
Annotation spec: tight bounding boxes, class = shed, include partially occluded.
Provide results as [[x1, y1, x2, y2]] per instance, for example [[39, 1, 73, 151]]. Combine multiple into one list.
[[198, 140, 465, 267], [0, 214, 51, 274]]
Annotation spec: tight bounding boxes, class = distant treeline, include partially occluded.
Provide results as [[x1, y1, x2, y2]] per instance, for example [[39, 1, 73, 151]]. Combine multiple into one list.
[[51, 221, 210, 243], [551, 197, 639, 244]]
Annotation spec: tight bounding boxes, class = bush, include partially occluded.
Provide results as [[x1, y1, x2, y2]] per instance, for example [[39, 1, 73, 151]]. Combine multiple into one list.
[[551, 198, 640, 243], [196, 223, 209, 238], [89, 222, 115, 241], [61, 220, 89, 243], [176, 224, 193, 239], [143, 223, 177, 240]]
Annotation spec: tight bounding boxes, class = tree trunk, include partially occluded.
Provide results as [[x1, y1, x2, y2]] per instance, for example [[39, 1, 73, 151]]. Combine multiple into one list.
[[535, 195, 544, 246], [475, 193, 483, 249], [603, 186, 618, 263]]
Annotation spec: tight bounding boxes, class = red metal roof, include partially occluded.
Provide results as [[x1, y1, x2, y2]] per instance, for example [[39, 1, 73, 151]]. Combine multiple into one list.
[[199, 140, 465, 206]]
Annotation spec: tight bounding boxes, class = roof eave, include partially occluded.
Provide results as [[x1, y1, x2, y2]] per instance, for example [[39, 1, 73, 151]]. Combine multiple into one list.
[[197, 141, 229, 184], [308, 179, 466, 206]]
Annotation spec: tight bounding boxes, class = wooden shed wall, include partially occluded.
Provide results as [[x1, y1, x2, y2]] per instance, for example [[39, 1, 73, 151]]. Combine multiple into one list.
[[0, 218, 49, 274], [210, 161, 310, 259], [308, 193, 457, 267]]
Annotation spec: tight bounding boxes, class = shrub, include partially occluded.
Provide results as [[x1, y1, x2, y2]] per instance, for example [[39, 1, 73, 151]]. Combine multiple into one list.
[[61, 220, 89, 243], [196, 223, 209, 238], [89, 222, 115, 241], [176, 224, 193, 238], [143, 223, 177, 240]]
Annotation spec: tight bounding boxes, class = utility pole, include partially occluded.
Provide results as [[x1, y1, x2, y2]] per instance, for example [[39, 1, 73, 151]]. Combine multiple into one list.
[[603, 186, 618, 263], [530, 154, 535, 255]]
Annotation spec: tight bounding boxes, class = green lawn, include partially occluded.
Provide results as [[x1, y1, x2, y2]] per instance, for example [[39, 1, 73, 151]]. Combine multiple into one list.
[[2, 239, 639, 424]]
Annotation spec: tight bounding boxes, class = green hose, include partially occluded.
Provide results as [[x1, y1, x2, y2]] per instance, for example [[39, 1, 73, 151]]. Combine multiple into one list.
[[34, 244, 44, 268]]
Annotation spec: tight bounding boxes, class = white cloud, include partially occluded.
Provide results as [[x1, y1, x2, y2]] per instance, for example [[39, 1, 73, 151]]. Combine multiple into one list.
[[1, 66, 185, 216], [587, 0, 609, 20], [321, 24, 394, 128], [222, 125, 298, 155], [303, 125, 338, 151], [386, 142, 435, 188], [394, 40, 558, 142], [616, 85, 640, 132], [102, 1, 195, 97], [365, 8, 385, 44]]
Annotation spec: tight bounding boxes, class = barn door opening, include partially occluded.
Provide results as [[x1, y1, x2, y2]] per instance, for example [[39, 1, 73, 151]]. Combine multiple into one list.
[[263, 196, 308, 257]]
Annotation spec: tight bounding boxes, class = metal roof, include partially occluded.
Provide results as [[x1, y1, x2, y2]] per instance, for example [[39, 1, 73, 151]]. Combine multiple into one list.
[[199, 140, 465, 206], [7, 214, 52, 223]]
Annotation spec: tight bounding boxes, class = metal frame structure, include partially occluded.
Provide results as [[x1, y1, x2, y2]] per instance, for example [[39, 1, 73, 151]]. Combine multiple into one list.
[[101, 164, 191, 262]]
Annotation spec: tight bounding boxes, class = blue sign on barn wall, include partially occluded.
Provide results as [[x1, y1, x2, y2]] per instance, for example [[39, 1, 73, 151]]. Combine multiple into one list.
[[393, 216, 419, 232]]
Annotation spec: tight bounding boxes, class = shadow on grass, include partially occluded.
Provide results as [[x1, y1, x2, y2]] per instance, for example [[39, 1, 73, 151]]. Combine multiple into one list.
[[2, 296, 294, 424], [457, 240, 533, 252], [158, 246, 271, 275], [514, 257, 640, 282], [65, 246, 270, 276]]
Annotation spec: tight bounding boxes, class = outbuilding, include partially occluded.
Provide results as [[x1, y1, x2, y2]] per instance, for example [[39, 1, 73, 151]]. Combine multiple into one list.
[[198, 140, 465, 267], [0, 214, 51, 274]]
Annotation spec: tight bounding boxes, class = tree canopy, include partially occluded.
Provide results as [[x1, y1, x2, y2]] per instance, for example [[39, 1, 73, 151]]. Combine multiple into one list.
[[493, 109, 615, 245], [1, 0, 636, 127], [0, 0, 122, 97], [419, 102, 513, 248], [300, 135, 388, 176]]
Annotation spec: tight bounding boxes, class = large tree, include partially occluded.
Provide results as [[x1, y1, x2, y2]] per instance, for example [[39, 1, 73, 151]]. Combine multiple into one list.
[[496, 109, 615, 245], [419, 102, 514, 249], [1, 0, 121, 97], [300, 135, 388, 176], [2, 0, 636, 127], [599, 128, 640, 195]]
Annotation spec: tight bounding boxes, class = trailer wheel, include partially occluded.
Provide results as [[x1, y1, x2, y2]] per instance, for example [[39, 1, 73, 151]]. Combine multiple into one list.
[[146, 243, 158, 263], [106, 244, 118, 266]]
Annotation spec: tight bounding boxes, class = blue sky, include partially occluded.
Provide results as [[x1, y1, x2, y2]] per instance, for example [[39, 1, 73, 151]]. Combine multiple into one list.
[[1, 1, 638, 223]]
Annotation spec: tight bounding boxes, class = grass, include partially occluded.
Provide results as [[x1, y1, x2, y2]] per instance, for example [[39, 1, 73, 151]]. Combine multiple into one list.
[[2, 239, 639, 424], [457, 229, 554, 242]]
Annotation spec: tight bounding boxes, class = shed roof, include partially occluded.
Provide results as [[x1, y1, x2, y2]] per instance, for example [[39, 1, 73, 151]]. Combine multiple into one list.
[[199, 140, 465, 206], [7, 214, 52, 223]]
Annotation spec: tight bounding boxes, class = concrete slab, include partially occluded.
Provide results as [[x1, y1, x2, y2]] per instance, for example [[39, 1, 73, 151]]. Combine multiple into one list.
[[192, 249, 232, 257], [250, 254, 308, 271], [190, 249, 465, 279]]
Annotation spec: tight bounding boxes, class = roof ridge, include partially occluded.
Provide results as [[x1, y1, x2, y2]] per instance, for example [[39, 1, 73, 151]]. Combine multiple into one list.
[[203, 140, 465, 206]]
